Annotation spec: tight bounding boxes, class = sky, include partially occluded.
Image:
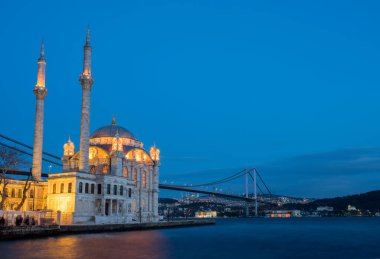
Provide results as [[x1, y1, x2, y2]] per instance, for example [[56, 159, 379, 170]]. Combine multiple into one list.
[[0, 0, 380, 198]]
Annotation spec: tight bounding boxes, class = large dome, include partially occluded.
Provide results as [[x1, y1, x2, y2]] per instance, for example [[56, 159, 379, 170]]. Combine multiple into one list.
[[90, 119, 137, 140]]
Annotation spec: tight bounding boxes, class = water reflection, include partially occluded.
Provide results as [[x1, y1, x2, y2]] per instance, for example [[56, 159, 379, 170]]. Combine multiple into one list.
[[0, 230, 168, 259], [2, 218, 380, 259]]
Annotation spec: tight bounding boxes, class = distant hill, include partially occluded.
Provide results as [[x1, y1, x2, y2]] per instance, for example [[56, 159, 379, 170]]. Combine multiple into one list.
[[159, 198, 178, 204], [283, 190, 380, 211]]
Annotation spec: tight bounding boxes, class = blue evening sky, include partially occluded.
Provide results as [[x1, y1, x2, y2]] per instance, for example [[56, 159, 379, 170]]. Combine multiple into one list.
[[0, 0, 380, 198]]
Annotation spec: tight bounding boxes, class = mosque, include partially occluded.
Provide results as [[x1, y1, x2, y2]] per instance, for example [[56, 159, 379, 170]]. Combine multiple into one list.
[[0, 28, 160, 224]]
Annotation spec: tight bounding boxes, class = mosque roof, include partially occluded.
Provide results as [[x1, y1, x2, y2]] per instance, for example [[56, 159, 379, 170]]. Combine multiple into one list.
[[90, 117, 137, 140]]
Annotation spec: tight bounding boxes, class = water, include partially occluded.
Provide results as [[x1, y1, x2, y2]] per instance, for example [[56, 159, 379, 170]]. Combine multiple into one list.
[[1, 218, 380, 259]]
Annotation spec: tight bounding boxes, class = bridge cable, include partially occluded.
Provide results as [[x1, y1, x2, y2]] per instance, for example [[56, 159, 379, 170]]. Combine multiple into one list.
[[255, 169, 272, 195], [248, 172, 264, 195], [191, 169, 248, 187], [0, 134, 61, 160], [171, 169, 248, 188], [0, 141, 63, 167]]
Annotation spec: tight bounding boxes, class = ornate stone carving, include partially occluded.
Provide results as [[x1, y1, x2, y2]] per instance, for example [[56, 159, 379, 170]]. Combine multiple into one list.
[[33, 86, 47, 100]]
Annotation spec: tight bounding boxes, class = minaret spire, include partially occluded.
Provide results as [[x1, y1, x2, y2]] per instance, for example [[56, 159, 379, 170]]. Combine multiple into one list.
[[82, 25, 92, 76], [78, 26, 94, 172], [39, 39, 45, 61], [32, 40, 48, 180], [36, 40, 46, 88], [86, 25, 90, 46]]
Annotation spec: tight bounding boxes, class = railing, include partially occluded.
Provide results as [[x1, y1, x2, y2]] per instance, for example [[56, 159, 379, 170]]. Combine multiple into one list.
[[0, 210, 70, 226]]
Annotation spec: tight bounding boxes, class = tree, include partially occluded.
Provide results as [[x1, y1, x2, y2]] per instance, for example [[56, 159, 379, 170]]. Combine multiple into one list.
[[0, 146, 31, 210], [14, 173, 32, 211]]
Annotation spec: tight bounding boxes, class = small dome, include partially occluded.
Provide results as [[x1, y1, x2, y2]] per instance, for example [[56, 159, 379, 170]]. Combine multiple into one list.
[[90, 119, 137, 140]]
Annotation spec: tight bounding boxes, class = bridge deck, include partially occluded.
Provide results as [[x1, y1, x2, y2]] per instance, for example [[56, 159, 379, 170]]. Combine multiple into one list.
[[159, 184, 274, 204]]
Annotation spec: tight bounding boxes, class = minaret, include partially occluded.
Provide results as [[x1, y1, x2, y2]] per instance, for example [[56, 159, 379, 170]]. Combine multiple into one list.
[[78, 26, 94, 172], [150, 144, 160, 221], [32, 40, 47, 180]]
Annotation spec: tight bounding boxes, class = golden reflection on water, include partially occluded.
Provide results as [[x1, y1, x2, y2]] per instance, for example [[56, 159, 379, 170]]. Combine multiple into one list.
[[1, 231, 168, 259]]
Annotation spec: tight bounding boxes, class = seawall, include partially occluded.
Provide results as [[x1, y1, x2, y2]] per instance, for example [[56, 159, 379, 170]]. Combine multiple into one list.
[[0, 220, 215, 240]]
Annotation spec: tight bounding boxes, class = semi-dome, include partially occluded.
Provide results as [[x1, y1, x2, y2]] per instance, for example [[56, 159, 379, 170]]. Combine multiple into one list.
[[90, 117, 137, 140]]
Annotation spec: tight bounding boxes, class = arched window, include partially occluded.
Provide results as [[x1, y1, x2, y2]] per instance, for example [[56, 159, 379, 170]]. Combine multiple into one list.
[[11, 189, 15, 198], [68, 183, 72, 193], [133, 169, 138, 186], [60, 183, 64, 193], [102, 164, 109, 174], [142, 171, 147, 188], [123, 167, 128, 177], [79, 182, 83, 193], [85, 183, 89, 193], [90, 165, 96, 174], [29, 189, 34, 198], [53, 184, 56, 194], [91, 184, 95, 194]]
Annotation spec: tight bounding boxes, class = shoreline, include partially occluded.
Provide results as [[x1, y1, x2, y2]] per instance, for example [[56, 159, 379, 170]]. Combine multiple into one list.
[[0, 220, 215, 240]]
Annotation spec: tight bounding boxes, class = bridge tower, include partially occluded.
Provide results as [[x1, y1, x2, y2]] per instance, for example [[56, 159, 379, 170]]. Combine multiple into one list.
[[32, 40, 47, 181], [253, 168, 258, 217], [245, 171, 249, 217], [78, 26, 94, 172]]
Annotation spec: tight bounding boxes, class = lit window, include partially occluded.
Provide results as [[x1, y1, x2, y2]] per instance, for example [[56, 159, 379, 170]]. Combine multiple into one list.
[[53, 184, 56, 194], [142, 171, 147, 188], [29, 189, 34, 198], [11, 189, 15, 198], [17, 189, 22, 198], [103, 164, 108, 174], [123, 167, 128, 177], [90, 165, 96, 174], [68, 183, 72, 193], [133, 169, 137, 186]]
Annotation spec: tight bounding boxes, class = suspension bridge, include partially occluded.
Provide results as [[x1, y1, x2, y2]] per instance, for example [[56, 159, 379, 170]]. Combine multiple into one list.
[[0, 134, 276, 216]]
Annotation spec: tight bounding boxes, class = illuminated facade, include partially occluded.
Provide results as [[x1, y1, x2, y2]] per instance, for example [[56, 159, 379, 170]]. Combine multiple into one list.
[[0, 180, 47, 211], [55, 117, 160, 224], [1, 27, 160, 225], [195, 211, 217, 218]]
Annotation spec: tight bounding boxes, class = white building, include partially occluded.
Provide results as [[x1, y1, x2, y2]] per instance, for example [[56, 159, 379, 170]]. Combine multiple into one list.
[[48, 117, 161, 224]]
